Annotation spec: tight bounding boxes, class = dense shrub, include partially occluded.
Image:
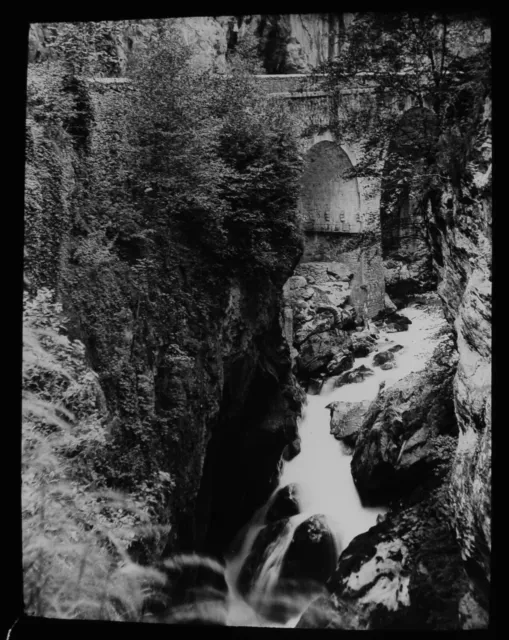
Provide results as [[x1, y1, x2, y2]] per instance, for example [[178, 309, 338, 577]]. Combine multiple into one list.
[[22, 288, 173, 618]]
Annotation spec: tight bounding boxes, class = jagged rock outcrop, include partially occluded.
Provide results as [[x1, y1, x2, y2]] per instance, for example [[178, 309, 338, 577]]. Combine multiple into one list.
[[298, 488, 488, 630], [351, 334, 458, 505], [283, 262, 357, 385], [28, 14, 349, 75], [426, 101, 492, 603]]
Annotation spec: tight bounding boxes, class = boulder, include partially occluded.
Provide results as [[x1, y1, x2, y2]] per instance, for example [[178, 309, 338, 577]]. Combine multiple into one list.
[[351, 332, 377, 358], [333, 364, 375, 388], [388, 344, 404, 353], [282, 437, 301, 462], [265, 484, 301, 524], [373, 350, 396, 367], [326, 350, 355, 376], [351, 344, 458, 505], [280, 515, 339, 588], [296, 329, 353, 379], [244, 514, 339, 623], [381, 362, 395, 370], [327, 400, 372, 444], [385, 312, 412, 332]]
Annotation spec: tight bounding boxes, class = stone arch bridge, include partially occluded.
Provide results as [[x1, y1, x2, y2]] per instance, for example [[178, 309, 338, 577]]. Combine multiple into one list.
[[90, 74, 423, 318]]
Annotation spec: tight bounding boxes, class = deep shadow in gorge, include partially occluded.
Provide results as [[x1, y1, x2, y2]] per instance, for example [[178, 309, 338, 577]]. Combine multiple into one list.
[[192, 315, 304, 559]]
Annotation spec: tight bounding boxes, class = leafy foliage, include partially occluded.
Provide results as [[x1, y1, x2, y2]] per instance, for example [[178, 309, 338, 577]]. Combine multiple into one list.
[[123, 26, 303, 273], [315, 11, 491, 256], [22, 288, 174, 618]]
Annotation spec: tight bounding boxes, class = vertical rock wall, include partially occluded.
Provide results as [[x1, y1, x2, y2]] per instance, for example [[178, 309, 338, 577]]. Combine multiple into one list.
[[28, 15, 347, 75]]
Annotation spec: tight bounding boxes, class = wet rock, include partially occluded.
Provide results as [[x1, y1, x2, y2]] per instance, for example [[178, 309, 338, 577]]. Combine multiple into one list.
[[307, 377, 324, 395], [388, 344, 404, 353], [280, 515, 338, 587], [351, 343, 458, 505], [327, 400, 372, 444], [385, 312, 412, 332], [282, 437, 301, 461], [333, 364, 375, 388], [351, 332, 377, 357], [326, 350, 355, 376], [237, 519, 290, 598], [265, 483, 301, 524], [296, 329, 353, 379], [373, 350, 396, 367]]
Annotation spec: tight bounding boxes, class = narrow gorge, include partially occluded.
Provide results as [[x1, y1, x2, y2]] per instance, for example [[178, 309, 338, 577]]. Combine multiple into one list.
[[21, 12, 491, 632]]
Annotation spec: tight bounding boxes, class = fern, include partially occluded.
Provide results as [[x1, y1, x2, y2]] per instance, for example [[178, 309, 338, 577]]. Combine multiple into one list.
[[22, 287, 170, 620]]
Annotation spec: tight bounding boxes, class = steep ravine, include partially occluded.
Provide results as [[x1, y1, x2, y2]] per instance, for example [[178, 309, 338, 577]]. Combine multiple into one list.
[[24, 68, 306, 570]]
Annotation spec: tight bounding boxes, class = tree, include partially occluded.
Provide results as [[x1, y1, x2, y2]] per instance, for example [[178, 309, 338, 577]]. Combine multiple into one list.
[[314, 11, 491, 262], [123, 25, 304, 274]]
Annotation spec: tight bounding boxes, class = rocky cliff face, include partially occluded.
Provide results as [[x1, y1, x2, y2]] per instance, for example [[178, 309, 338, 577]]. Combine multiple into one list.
[[24, 67, 305, 564], [28, 14, 348, 75], [427, 112, 492, 596]]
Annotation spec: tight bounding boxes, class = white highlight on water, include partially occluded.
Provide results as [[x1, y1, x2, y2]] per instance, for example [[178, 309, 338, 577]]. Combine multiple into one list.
[[224, 301, 446, 627]]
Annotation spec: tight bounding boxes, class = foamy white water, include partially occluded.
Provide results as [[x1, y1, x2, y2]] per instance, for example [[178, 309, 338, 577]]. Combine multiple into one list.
[[224, 300, 446, 627]]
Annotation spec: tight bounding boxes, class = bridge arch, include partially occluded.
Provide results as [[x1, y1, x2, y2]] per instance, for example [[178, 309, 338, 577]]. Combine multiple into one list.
[[298, 140, 362, 233]]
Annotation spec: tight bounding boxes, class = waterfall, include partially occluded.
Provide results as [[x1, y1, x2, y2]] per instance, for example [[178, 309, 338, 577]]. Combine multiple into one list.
[[222, 299, 446, 627]]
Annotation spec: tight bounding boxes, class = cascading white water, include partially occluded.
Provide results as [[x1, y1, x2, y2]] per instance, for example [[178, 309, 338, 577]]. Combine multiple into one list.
[[224, 299, 446, 627]]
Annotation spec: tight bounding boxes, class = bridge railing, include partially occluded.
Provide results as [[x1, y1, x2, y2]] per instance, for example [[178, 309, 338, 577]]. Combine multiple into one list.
[[304, 220, 362, 234]]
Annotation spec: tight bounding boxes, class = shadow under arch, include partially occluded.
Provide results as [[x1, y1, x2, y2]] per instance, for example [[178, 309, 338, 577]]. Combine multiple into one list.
[[298, 141, 362, 234], [380, 106, 439, 258]]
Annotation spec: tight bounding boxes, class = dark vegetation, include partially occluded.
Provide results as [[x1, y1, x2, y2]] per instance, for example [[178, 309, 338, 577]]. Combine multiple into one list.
[[23, 22, 304, 618], [312, 11, 491, 281]]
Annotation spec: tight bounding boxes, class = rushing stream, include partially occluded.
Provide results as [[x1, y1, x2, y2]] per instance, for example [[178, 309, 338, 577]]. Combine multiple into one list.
[[223, 299, 446, 627]]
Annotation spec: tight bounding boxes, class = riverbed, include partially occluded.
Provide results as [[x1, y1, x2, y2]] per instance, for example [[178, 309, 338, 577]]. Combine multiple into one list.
[[224, 297, 447, 627]]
